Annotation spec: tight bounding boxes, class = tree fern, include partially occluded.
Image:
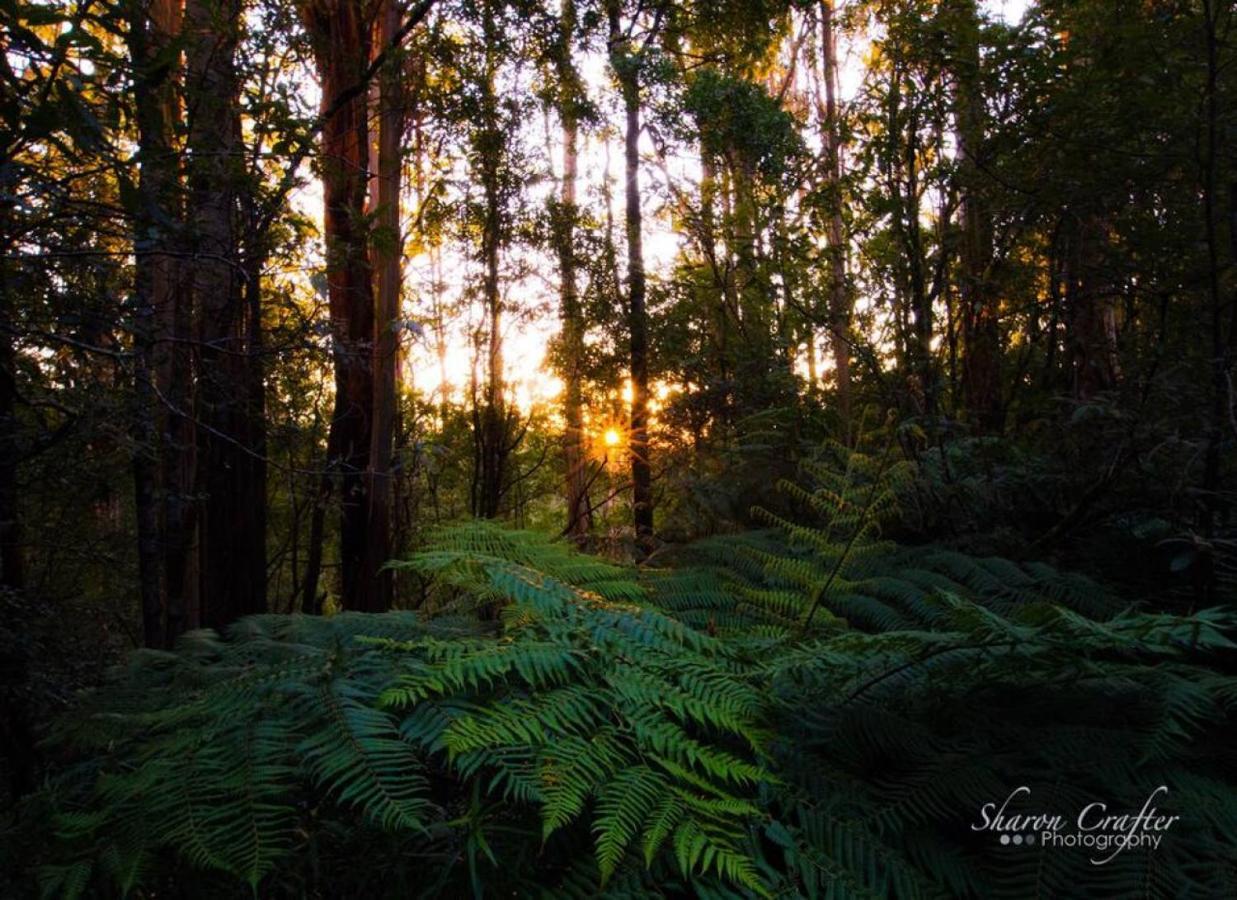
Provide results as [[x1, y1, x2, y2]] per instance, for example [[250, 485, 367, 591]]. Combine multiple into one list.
[[17, 523, 774, 897], [10, 501, 1237, 898]]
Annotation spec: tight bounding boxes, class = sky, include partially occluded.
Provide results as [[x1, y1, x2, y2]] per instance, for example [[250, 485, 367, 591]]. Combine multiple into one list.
[[991, 0, 1031, 23]]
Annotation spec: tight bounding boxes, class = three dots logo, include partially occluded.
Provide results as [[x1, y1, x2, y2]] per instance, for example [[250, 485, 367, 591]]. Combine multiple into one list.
[[998, 833, 1036, 847]]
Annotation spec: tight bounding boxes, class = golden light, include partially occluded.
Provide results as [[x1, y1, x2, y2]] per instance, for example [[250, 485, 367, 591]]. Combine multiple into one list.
[[603, 428, 622, 447]]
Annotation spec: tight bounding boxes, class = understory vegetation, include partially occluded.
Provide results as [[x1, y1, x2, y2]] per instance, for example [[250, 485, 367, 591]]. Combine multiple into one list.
[[10, 445, 1237, 898]]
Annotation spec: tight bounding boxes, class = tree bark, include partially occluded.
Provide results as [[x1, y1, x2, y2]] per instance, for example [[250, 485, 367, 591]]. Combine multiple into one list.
[[555, 0, 592, 543], [608, 2, 653, 554], [473, 0, 509, 521], [698, 153, 733, 419], [184, 0, 266, 632], [242, 239, 268, 614], [947, 0, 1002, 433], [127, 0, 184, 647], [1198, 0, 1235, 607], [150, 0, 197, 642], [300, 0, 376, 609], [361, 0, 405, 611], [0, 203, 22, 592], [820, 0, 851, 421], [301, 426, 336, 615]]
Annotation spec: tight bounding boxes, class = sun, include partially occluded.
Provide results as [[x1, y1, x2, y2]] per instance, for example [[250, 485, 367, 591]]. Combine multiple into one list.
[[603, 428, 623, 447]]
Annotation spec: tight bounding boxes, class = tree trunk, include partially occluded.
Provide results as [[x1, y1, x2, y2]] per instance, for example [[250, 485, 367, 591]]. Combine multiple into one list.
[[1198, 0, 1234, 607], [609, 2, 653, 555], [947, 0, 1002, 433], [127, 0, 184, 648], [361, 0, 405, 612], [698, 153, 732, 419], [150, 0, 196, 641], [242, 241, 268, 614], [0, 204, 22, 592], [820, 0, 851, 420], [555, 0, 591, 543], [0, 172, 33, 800], [473, 0, 508, 521], [185, 0, 265, 632], [301, 1, 376, 609]]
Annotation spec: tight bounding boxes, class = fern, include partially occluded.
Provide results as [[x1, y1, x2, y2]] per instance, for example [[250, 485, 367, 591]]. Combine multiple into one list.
[[11, 485, 1237, 899], [20, 524, 773, 897]]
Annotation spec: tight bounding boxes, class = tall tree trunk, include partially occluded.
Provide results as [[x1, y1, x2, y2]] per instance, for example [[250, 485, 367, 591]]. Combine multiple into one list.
[[820, 0, 851, 422], [0, 167, 33, 801], [361, 0, 405, 611], [904, 120, 932, 414], [301, 1, 376, 609], [151, 0, 196, 641], [947, 0, 1002, 433], [185, 0, 265, 632], [608, 2, 653, 554], [0, 208, 22, 593], [242, 240, 268, 613], [1198, 0, 1235, 607], [555, 0, 591, 543], [127, 0, 184, 648], [473, 0, 508, 520], [883, 60, 933, 419], [698, 153, 732, 420]]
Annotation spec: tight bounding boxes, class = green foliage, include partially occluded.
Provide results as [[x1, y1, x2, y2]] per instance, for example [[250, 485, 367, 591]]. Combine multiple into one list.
[[658, 445, 1237, 899], [658, 440, 1121, 635], [12, 455, 1237, 898], [19, 525, 772, 897], [684, 69, 803, 182]]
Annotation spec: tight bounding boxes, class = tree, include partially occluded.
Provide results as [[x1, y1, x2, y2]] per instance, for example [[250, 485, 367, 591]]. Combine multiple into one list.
[[470, 0, 515, 521], [607, 0, 655, 554], [945, 0, 1002, 433], [126, 0, 187, 647], [185, 0, 267, 630], [552, 0, 593, 543], [299, 0, 378, 611], [362, 0, 410, 612], [818, 0, 851, 422]]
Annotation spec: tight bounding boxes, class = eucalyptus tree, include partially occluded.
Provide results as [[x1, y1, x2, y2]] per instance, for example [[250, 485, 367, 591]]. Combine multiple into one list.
[[473, 0, 511, 520], [125, 0, 293, 638], [604, 0, 658, 553], [298, 0, 378, 611], [297, 0, 434, 611], [126, 0, 188, 646], [943, 0, 1001, 432], [185, 0, 268, 630], [817, 0, 851, 419], [548, 0, 593, 542], [362, 0, 412, 613]]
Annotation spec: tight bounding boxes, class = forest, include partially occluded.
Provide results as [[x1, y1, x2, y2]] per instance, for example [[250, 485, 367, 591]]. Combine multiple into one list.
[[1, 0, 1236, 896]]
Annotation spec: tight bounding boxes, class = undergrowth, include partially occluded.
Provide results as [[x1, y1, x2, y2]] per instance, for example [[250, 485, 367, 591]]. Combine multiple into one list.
[[7, 445, 1237, 898]]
